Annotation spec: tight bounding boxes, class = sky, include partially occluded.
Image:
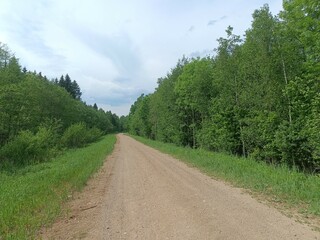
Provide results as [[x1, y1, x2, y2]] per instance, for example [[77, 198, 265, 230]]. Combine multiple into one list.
[[0, 0, 283, 116]]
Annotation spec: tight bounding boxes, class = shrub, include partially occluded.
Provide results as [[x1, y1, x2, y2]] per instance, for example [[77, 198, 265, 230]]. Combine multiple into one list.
[[60, 123, 103, 148], [0, 122, 103, 169], [0, 127, 57, 167], [0, 130, 34, 166], [85, 127, 103, 143], [30, 126, 59, 162], [60, 123, 87, 148]]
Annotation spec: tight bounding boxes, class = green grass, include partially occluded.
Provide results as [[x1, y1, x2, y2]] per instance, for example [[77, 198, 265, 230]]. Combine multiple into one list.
[[0, 134, 116, 239], [131, 135, 320, 217]]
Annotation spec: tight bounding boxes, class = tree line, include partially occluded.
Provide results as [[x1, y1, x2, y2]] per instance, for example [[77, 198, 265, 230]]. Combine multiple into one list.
[[0, 43, 125, 169], [128, 1, 320, 172]]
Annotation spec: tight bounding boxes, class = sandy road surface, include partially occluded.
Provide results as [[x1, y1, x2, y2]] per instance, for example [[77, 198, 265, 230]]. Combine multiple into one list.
[[42, 134, 320, 240]]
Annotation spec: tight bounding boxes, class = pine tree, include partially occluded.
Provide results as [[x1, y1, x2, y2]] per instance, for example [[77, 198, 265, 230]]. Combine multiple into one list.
[[58, 75, 65, 88], [64, 74, 72, 93], [71, 80, 82, 100]]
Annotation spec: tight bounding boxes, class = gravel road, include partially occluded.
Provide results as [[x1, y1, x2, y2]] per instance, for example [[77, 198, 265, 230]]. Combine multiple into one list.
[[42, 134, 320, 239]]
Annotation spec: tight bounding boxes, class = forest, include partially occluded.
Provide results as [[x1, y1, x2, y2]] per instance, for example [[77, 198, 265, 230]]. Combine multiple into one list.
[[0, 44, 125, 169], [128, 1, 320, 172]]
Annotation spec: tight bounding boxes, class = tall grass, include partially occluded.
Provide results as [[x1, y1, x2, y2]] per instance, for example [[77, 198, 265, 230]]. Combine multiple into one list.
[[0, 134, 116, 239], [132, 135, 320, 217]]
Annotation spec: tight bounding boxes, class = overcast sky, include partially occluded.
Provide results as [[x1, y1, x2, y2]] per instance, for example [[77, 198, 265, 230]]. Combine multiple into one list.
[[0, 0, 283, 116]]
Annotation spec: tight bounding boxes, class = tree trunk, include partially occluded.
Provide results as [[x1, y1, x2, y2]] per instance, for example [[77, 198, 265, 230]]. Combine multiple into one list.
[[192, 108, 196, 149], [281, 57, 292, 123], [239, 123, 246, 157]]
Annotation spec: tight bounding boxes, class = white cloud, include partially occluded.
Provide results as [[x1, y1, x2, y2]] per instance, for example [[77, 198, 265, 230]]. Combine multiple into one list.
[[98, 103, 133, 117]]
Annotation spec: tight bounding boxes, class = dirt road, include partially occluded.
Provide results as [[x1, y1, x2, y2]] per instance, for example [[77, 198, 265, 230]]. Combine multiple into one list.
[[42, 134, 320, 239]]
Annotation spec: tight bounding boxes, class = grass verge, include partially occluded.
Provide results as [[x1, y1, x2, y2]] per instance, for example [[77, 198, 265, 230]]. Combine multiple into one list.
[[131, 135, 320, 218], [0, 134, 116, 239]]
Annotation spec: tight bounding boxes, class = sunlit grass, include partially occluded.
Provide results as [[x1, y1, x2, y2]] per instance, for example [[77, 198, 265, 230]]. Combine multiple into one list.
[[0, 134, 116, 239], [132, 135, 320, 217]]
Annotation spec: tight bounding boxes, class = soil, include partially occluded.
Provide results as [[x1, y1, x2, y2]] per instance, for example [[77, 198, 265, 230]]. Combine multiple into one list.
[[41, 134, 320, 239]]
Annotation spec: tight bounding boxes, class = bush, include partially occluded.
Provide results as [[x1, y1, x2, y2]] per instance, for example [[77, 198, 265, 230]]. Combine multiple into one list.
[[0, 122, 103, 169], [274, 121, 313, 171], [85, 127, 103, 143], [0, 130, 34, 166], [30, 127, 59, 162], [60, 123, 87, 148], [60, 123, 103, 148], [0, 127, 57, 167]]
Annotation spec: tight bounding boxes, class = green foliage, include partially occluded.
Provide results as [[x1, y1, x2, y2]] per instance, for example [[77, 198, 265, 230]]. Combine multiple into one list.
[[128, 94, 152, 137], [85, 127, 104, 143], [175, 58, 214, 147], [0, 135, 116, 239], [119, 115, 129, 132], [0, 130, 34, 166], [57, 74, 82, 100], [61, 123, 103, 148], [60, 123, 87, 148], [149, 60, 187, 144], [0, 43, 12, 69], [197, 108, 236, 153], [0, 71, 116, 145], [0, 127, 58, 167], [0, 42, 122, 169], [127, 1, 320, 172], [241, 111, 280, 161]]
